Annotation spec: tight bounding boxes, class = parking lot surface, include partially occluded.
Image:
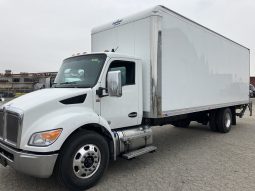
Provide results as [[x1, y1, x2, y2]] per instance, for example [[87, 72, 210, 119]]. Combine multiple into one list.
[[0, 99, 255, 191]]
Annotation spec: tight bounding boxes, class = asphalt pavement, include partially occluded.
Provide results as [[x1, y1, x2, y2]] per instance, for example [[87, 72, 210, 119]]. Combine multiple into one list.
[[0, 99, 255, 191]]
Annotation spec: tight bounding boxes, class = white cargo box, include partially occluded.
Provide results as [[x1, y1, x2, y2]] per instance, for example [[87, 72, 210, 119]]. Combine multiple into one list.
[[92, 5, 250, 118]]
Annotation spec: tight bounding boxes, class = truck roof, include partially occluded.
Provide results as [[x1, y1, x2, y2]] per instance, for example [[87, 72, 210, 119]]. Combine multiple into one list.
[[67, 52, 140, 60], [104, 52, 140, 60], [92, 5, 249, 50]]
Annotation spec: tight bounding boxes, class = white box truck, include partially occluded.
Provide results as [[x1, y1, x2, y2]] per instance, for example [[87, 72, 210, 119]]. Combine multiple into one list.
[[0, 5, 252, 190]]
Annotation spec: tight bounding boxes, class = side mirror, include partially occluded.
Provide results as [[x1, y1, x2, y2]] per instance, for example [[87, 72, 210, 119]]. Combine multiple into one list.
[[107, 71, 122, 97]]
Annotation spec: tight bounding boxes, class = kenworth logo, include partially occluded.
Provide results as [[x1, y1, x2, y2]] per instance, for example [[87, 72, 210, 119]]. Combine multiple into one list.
[[112, 19, 123, 26]]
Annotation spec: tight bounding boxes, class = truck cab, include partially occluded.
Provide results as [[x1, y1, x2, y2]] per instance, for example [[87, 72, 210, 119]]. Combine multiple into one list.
[[53, 52, 143, 129], [0, 52, 149, 190]]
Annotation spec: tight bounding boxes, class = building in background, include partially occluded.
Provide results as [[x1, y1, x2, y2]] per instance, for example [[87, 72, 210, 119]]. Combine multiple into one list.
[[251, 76, 255, 87], [0, 70, 57, 97], [1, 70, 254, 98]]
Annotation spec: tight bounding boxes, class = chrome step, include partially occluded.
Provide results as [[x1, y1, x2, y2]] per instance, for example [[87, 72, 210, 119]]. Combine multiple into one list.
[[122, 146, 157, 160]]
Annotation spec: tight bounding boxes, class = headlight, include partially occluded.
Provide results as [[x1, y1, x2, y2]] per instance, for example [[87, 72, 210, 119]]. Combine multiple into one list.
[[29, 129, 62, 147]]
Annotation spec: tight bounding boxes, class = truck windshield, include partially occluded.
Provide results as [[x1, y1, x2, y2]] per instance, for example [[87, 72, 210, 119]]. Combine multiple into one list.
[[53, 54, 107, 88]]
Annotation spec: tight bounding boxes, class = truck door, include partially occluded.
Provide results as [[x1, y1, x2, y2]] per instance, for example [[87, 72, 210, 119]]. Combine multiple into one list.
[[100, 59, 139, 129]]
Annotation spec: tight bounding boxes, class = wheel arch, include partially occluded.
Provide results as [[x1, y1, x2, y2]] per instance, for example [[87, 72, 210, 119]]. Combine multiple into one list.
[[60, 123, 116, 161]]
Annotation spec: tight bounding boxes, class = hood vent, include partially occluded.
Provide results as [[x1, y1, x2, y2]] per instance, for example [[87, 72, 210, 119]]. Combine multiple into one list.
[[60, 94, 87, 105]]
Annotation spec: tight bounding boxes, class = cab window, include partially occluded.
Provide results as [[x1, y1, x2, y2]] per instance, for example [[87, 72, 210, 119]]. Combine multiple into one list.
[[109, 60, 135, 86]]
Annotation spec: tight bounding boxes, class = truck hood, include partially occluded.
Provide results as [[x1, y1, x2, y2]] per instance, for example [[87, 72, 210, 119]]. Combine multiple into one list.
[[3, 88, 91, 111]]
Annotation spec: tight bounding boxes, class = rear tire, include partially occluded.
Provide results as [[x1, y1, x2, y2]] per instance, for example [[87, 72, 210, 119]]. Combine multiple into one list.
[[217, 108, 232, 133], [55, 131, 109, 191]]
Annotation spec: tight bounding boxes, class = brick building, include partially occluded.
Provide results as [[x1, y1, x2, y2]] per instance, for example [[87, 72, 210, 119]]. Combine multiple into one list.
[[0, 70, 57, 97]]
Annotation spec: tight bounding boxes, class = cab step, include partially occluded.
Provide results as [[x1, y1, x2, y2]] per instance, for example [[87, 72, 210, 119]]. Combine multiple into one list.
[[122, 146, 157, 160]]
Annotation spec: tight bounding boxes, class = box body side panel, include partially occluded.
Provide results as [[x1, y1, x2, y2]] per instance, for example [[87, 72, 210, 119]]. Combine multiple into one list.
[[161, 11, 250, 115]]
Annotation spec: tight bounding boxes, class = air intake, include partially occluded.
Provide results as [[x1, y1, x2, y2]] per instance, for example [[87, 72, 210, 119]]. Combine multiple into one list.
[[60, 94, 87, 105]]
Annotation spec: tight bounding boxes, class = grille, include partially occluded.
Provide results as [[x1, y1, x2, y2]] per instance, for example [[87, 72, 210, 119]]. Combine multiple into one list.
[[6, 112, 20, 144], [0, 111, 3, 138], [0, 109, 22, 147]]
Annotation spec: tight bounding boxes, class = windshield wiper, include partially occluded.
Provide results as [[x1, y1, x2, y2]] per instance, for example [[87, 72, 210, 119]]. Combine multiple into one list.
[[52, 82, 78, 88], [59, 82, 78, 85], [53, 82, 91, 88]]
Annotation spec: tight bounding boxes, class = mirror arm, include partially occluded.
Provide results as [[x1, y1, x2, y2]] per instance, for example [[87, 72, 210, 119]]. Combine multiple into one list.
[[96, 87, 108, 98]]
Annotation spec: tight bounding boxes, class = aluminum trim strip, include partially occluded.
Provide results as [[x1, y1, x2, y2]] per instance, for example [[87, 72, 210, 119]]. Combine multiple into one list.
[[149, 15, 163, 118], [162, 101, 250, 117], [143, 101, 250, 118]]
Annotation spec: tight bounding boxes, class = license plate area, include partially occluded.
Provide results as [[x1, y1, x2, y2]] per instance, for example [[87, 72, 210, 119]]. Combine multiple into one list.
[[0, 155, 7, 167]]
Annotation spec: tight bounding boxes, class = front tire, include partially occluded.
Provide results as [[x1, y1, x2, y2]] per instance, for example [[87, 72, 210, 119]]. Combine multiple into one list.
[[55, 131, 109, 191]]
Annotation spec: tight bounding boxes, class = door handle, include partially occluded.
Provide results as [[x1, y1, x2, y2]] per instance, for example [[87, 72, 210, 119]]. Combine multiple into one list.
[[128, 112, 137, 118]]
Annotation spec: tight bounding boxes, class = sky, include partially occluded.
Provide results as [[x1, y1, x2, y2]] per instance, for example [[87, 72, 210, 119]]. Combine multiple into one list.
[[0, 0, 254, 75]]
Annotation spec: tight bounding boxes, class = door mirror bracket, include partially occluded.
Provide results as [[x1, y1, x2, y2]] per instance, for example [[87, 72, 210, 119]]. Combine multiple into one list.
[[96, 87, 108, 98]]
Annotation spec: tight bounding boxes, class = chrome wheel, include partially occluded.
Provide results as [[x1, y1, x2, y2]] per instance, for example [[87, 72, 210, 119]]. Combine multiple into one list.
[[73, 144, 101, 179], [225, 112, 231, 129]]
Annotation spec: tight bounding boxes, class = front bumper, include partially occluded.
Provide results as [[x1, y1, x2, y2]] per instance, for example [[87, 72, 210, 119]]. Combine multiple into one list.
[[0, 141, 58, 178]]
